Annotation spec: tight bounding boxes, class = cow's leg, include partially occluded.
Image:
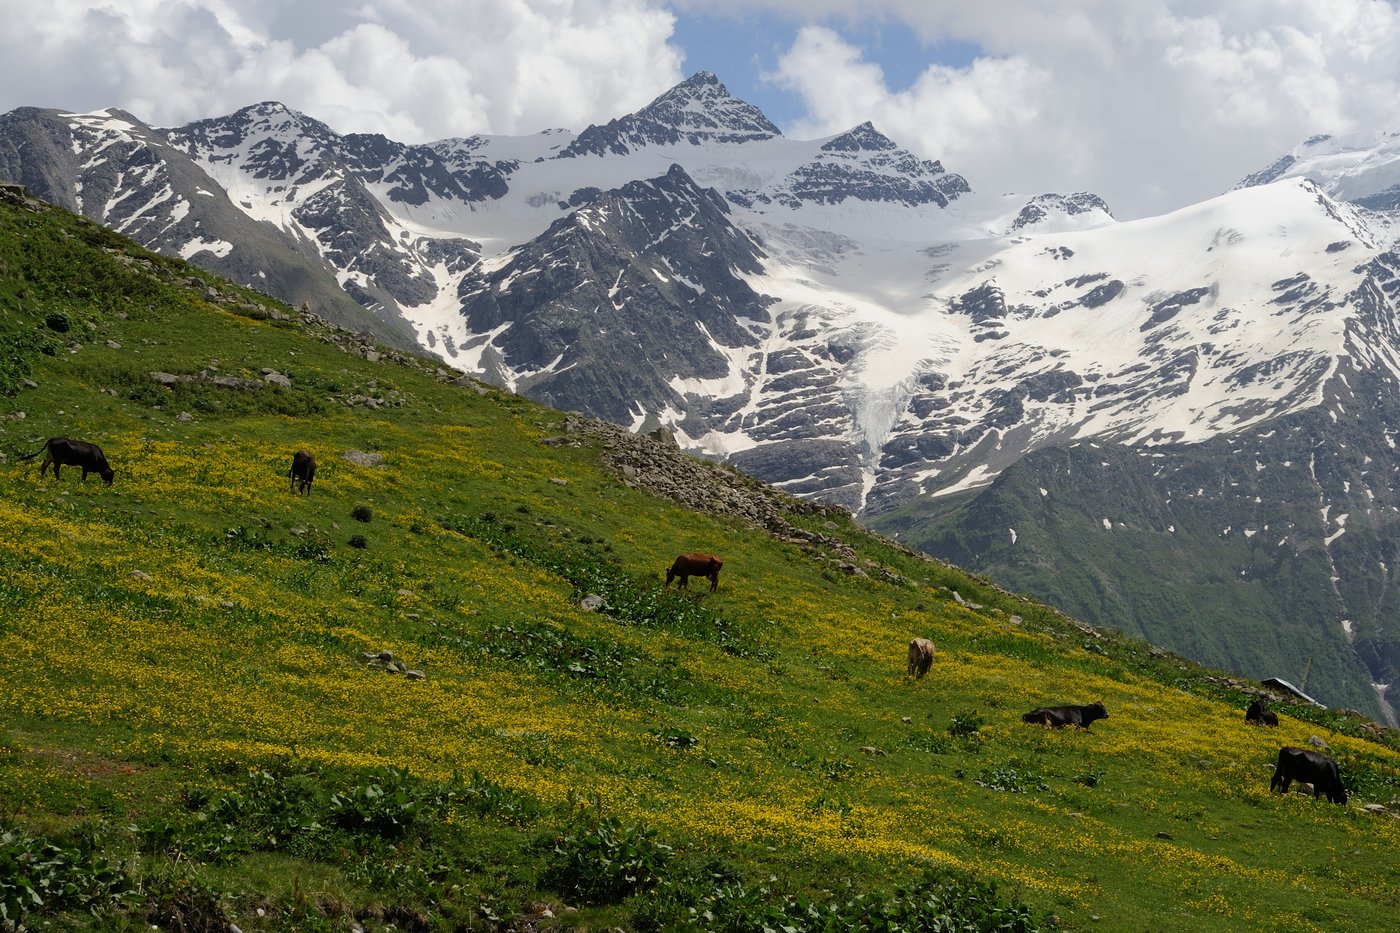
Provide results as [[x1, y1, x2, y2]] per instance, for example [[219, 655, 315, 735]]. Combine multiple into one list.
[[708, 572, 718, 592]]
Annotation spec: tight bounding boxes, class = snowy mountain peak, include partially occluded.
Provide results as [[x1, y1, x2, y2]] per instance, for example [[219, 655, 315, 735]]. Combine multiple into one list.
[[558, 71, 781, 157], [736, 122, 970, 212], [821, 121, 898, 153], [1009, 192, 1115, 232], [1234, 129, 1400, 211]]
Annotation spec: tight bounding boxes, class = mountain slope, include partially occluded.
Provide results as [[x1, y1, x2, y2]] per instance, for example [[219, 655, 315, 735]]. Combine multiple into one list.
[[10, 75, 1400, 718], [0, 106, 415, 347], [3, 186, 1400, 932]]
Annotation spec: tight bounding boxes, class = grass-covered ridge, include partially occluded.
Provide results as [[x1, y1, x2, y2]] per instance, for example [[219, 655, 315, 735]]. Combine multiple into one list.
[[0, 187, 1398, 931]]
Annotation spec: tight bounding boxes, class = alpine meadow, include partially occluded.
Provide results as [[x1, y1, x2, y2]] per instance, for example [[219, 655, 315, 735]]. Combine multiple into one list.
[[2, 185, 1399, 931]]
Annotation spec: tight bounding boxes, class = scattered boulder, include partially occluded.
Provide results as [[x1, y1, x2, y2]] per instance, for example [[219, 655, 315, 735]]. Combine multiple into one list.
[[360, 649, 426, 681], [208, 375, 262, 391], [342, 450, 384, 467], [580, 594, 605, 612], [129, 570, 152, 582]]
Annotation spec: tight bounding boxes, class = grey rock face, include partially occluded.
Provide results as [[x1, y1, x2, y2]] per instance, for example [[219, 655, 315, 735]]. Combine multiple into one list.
[[559, 71, 781, 157], [457, 163, 773, 423], [1010, 192, 1114, 231]]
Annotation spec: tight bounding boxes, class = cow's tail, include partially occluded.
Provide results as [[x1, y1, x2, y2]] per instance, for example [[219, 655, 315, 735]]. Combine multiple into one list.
[[15, 439, 52, 462]]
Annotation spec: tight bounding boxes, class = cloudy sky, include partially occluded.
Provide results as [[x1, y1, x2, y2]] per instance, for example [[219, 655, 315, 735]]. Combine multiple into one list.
[[5, 0, 1400, 218]]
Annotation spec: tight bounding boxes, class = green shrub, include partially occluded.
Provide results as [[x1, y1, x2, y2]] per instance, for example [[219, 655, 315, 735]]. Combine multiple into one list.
[[327, 766, 444, 839], [351, 505, 373, 523], [949, 709, 986, 737], [633, 864, 1044, 932], [0, 826, 135, 927], [347, 534, 368, 550], [539, 814, 672, 904], [974, 764, 1049, 794]]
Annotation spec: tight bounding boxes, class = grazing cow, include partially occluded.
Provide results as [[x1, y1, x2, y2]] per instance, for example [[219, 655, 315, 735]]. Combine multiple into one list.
[[1271, 746, 1347, 804], [18, 437, 114, 485], [665, 553, 723, 592], [907, 638, 936, 679], [1245, 698, 1279, 727], [289, 450, 316, 495], [1021, 701, 1109, 729]]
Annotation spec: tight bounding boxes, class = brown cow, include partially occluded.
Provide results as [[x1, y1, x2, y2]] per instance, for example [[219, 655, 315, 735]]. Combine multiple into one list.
[[665, 553, 722, 592], [289, 450, 316, 495], [907, 638, 936, 679], [1022, 702, 1109, 729], [18, 437, 114, 485]]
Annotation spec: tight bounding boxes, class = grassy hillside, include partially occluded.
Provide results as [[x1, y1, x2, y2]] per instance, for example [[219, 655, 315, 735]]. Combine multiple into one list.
[[1, 187, 1399, 931]]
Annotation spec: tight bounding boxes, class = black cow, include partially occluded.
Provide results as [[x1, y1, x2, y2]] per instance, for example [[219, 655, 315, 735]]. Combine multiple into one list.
[[1270, 746, 1347, 804], [1246, 698, 1279, 727], [18, 437, 114, 485], [1021, 701, 1109, 729], [289, 450, 316, 495], [665, 553, 723, 592]]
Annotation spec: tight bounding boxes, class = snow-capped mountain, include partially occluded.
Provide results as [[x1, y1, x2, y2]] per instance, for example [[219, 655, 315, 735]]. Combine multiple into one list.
[[5, 72, 1400, 719]]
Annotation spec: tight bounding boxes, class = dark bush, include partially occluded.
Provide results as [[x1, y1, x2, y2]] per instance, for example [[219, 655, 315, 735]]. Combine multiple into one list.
[[0, 826, 135, 927], [540, 815, 672, 904], [351, 505, 373, 523]]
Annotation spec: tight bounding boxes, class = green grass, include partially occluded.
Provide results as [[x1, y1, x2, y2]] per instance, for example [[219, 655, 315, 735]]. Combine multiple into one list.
[[0, 193, 1398, 931]]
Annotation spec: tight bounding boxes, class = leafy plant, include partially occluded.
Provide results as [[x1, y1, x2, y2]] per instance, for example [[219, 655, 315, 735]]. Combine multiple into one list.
[[540, 815, 673, 904], [949, 709, 986, 737], [327, 767, 432, 838], [975, 764, 1050, 794], [0, 826, 135, 927]]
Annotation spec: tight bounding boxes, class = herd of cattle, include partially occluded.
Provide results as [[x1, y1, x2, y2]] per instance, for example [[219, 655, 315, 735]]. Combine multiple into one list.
[[17, 436, 1354, 806], [906, 638, 1350, 805]]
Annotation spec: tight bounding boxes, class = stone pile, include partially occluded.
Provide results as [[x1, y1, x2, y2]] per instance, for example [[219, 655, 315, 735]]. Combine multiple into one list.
[[360, 649, 426, 680]]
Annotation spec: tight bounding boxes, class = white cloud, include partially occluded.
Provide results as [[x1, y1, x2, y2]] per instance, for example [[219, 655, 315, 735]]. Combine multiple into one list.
[[756, 1, 1400, 217], [0, 0, 684, 140], [7, 1, 1400, 217]]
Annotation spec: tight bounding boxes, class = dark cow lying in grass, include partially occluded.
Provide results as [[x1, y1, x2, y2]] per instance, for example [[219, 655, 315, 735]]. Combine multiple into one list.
[[1271, 746, 1347, 804], [665, 553, 723, 592], [18, 437, 115, 485], [289, 450, 316, 495], [1246, 698, 1279, 726], [907, 638, 936, 679], [1021, 701, 1109, 729]]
